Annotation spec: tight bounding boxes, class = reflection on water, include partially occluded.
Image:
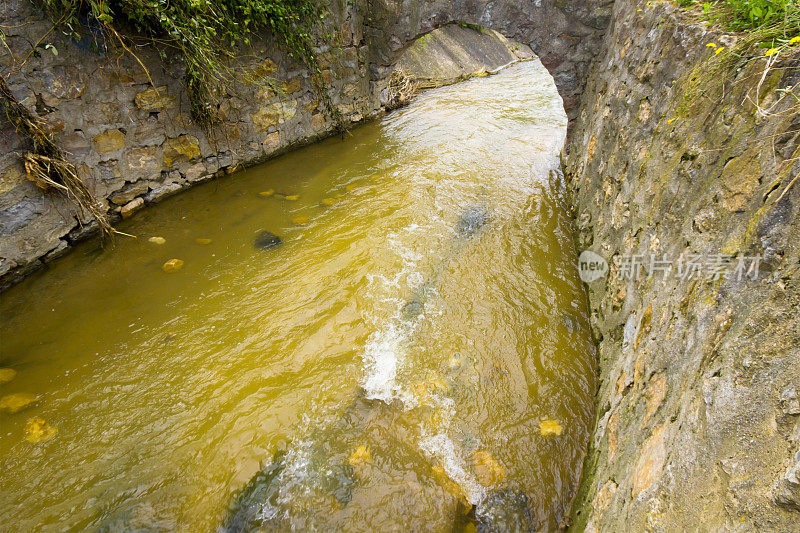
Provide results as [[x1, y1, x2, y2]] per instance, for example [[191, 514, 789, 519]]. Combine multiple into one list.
[[0, 59, 594, 531]]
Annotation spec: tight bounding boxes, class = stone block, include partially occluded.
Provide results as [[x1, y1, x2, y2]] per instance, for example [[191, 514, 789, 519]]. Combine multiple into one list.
[[282, 77, 304, 94], [93, 129, 125, 154], [109, 181, 149, 205], [134, 86, 175, 110], [120, 197, 144, 218], [251, 101, 297, 131], [163, 135, 201, 167], [126, 146, 161, 176]]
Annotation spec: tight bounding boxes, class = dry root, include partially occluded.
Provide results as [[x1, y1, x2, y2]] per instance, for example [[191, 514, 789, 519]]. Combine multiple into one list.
[[1, 77, 112, 235], [386, 67, 417, 110]]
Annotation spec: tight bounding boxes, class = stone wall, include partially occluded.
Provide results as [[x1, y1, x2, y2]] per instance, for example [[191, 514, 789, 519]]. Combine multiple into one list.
[[565, 1, 800, 530], [0, 0, 608, 290]]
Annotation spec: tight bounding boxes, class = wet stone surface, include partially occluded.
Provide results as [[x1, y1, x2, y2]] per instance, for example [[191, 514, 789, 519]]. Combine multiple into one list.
[[254, 231, 282, 250]]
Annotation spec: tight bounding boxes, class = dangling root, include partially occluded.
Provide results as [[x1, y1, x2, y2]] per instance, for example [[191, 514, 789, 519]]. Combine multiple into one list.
[[0, 77, 113, 236]]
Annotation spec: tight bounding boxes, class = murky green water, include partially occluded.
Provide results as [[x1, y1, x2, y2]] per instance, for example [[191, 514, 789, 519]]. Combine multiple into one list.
[[0, 60, 594, 531]]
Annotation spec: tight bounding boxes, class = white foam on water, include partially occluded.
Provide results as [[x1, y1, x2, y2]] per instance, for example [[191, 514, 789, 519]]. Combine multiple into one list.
[[361, 322, 405, 401], [419, 432, 486, 505], [359, 222, 435, 402], [355, 60, 569, 510]]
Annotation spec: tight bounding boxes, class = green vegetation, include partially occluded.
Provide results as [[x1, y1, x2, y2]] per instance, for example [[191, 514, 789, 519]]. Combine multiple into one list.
[[35, 0, 330, 126], [677, 0, 799, 41], [725, 0, 798, 29], [676, 0, 799, 31], [671, 0, 799, 118]]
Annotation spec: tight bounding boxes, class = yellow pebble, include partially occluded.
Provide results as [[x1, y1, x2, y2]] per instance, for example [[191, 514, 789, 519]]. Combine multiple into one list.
[[258, 189, 275, 198], [24, 417, 57, 443], [291, 216, 309, 225], [472, 451, 505, 487], [348, 445, 371, 466], [0, 393, 38, 414], [335, 193, 344, 199], [162, 258, 184, 273], [0, 368, 17, 384], [322, 197, 337, 206], [284, 195, 300, 201], [195, 238, 212, 245], [148, 236, 166, 245], [540, 419, 563, 436], [345, 183, 357, 192]]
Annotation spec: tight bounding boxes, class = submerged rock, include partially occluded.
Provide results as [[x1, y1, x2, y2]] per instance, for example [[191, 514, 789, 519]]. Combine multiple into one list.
[[0, 393, 38, 413], [401, 281, 436, 320], [258, 189, 275, 198], [222, 445, 358, 532], [0, 368, 17, 384], [401, 297, 425, 319], [195, 238, 212, 245], [24, 417, 57, 443], [148, 236, 166, 245], [455, 206, 490, 238], [162, 258, 184, 273], [316, 463, 357, 506], [348, 445, 371, 467], [220, 451, 287, 532], [472, 451, 506, 487], [476, 489, 538, 532], [255, 231, 282, 249], [539, 419, 563, 436]]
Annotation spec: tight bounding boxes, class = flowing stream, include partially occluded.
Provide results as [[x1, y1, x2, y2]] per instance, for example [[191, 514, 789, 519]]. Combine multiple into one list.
[[0, 60, 595, 531]]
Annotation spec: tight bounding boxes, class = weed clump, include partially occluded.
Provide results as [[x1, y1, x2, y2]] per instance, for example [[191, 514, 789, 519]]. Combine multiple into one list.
[[386, 67, 417, 110], [34, 0, 330, 126]]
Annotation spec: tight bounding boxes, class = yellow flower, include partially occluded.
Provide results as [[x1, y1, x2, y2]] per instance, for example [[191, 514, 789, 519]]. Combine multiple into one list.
[[714, 46, 725, 55], [706, 42, 717, 48], [790, 36, 800, 45], [764, 48, 778, 57]]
